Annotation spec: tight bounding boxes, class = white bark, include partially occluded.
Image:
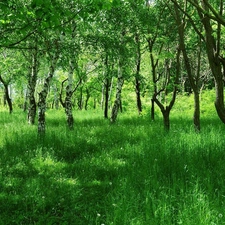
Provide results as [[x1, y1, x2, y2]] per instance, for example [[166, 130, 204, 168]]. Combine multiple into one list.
[[37, 53, 58, 134], [27, 48, 38, 125]]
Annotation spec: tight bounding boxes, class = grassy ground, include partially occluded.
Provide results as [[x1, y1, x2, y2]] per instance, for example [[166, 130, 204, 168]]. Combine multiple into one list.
[[1, 95, 225, 224]]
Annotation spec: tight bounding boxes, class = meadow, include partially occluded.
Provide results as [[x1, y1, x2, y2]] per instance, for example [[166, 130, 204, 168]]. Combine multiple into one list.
[[1, 92, 225, 225]]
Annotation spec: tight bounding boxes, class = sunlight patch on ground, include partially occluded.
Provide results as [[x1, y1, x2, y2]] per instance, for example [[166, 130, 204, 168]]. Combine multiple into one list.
[[31, 151, 66, 175], [55, 177, 79, 186]]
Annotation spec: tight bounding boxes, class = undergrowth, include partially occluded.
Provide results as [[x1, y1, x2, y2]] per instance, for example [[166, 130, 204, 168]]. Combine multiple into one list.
[[0, 97, 225, 224]]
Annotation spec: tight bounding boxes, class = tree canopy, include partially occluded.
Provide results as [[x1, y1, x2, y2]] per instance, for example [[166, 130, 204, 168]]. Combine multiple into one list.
[[0, 0, 225, 132]]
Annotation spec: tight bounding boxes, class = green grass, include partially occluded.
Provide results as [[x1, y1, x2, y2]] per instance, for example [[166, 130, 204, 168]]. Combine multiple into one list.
[[1, 99, 225, 224]]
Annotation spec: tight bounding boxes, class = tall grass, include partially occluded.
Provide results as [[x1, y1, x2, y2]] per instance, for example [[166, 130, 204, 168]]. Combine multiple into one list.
[[0, 98, 225, 224]]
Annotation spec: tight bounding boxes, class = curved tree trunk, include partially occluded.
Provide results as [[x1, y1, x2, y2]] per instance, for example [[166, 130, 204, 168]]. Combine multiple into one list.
[[214, 80, 225, 122], [0, 75, 13, 113], [84, 88, 90, 110], [198, 2, 225, 123], [37, 52, 58, 134], [174, 4, 201, 131]]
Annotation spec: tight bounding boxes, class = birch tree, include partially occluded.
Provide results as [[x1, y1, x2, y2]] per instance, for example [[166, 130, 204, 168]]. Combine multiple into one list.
[[26, 43, 39, 125], [37, 40, 59, 134], [111, 56, 124, 123]]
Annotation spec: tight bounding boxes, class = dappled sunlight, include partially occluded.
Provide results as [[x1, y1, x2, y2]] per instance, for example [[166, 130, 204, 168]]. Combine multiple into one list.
[[90, 153, 127, 170], [31, 150, 66, 176], [54, 177, 79, 186], [1, 108, 225, 224]]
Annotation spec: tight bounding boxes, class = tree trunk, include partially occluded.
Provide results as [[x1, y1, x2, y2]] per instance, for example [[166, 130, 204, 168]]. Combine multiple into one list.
[[37, 53, 58, 134], [110, 61, 124, 123], [151, 43, 181, 131], [193, 90, 200, 131], [214, 80, 225, 122], [93, 98, 96, 109], [65, 62, 74, 129], [108, 77, 114, 109], [135, 76, 142, 115], [104, 77, 110, 118], [84, 88, 90, 110], [119, 99, 123, 113], [135, 33, 142, 115], [23, 88, 28, 112], [174, 4, 201, 131], [4, 86, 13, 113], [77, 88, 83, 110], [28, 94, 36, 125], [53, 84, 59, 109], [0, 75, 13, 113], [151, 98, 155, 121], [27, 48, 38, 125], [101, 83, 104, 110], [162, 109, 170, 131], [198, 2, 225, 123]]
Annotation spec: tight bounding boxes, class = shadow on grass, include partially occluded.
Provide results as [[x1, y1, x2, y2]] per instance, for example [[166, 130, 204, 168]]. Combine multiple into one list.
[[0, 119, 138, 224], [1, 112, 225, 224]]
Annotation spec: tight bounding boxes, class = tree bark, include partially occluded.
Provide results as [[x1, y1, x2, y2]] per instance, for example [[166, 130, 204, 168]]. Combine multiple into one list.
[[174, 4, 201, 131], [77, 87, 83, 110], [198, 1, 225, 123], [162, 109, 170, 131], [27, 48, 38, 125], [193, 90, 200, 131], [110, 60, 124, 123], [0, 75, 13, 113], [23, 88, 28, 112], [147, 38, 162, 121], [65, 61, 74, 129], [84, 88, 90, 110], [135, 76, 142, 115], [135, 33, 142, 115], [101, 83, 104, 110], [151, 98, 155, 121], [37, 52, 58, 134], [104, 77, 110, 118]]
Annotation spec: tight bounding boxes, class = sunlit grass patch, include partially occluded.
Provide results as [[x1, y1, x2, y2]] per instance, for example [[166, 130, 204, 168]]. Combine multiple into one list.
[[31, 148, 67, 176]]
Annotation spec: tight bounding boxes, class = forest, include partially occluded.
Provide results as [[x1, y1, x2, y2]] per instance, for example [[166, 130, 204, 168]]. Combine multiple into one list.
[[1, 0, 225, 224]]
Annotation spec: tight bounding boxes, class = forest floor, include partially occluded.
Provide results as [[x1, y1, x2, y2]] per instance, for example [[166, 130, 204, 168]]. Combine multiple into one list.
[[0, 100, 225, 224]]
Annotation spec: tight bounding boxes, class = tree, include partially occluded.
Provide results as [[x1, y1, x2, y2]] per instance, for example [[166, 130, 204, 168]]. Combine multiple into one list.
[[37, 39, 59, 134], [26, 43, 39, 124], [196, 0, 225, 124], [173, 2, 203, 131], [173, 0, 225, 124], [0, 48, 28, 113], [145, 1, 181, 130], [0, 74, 13, 113]]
